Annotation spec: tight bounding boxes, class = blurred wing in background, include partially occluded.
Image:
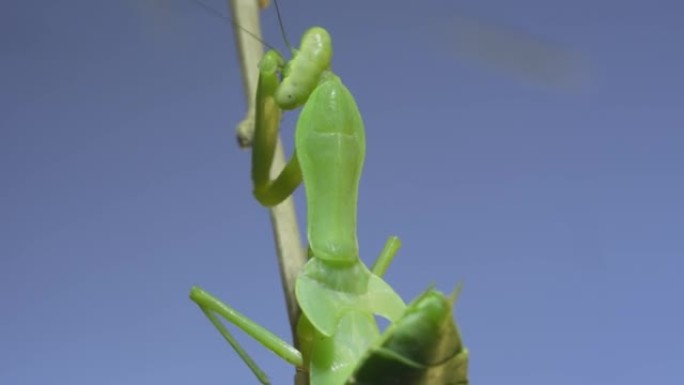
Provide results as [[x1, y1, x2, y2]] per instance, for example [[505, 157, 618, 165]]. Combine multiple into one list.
[[441, 10, 590, 91], [129, 0, 590, 92]]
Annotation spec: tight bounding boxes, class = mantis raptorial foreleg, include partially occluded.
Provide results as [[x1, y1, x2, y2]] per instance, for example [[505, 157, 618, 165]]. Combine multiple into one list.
[[250, 50, 303, 207]]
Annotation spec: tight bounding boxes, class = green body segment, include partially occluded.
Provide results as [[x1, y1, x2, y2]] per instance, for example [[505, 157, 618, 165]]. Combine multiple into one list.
[[295, 72, 365, 266], [309, 310, 380, 385], [292, 71, 406, 367], [292, 68, 407, 385]]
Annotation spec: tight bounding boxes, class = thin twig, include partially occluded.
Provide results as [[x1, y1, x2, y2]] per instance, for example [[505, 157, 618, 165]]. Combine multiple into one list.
[[226, 0, 306, 345]]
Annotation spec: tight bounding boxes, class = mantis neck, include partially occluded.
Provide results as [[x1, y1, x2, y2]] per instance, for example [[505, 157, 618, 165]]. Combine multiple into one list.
[[301, 257, 371, 295]]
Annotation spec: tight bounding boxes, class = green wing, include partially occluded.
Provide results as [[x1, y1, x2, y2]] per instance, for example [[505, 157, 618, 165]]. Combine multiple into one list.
[[347, 288, 469, 385]]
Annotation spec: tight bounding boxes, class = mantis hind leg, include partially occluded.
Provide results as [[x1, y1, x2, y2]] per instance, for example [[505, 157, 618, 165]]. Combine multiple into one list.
[[371, 236, 401, 277], [197, 306, 269, 384], [190, 286, 304, 384], [251, 50, 303, 207]]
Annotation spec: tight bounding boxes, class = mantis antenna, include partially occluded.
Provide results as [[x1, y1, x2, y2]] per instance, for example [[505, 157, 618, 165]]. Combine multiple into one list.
[[191, 0, 298, 58], [272, 0, 294, 53], [189, 0, 277, 51]]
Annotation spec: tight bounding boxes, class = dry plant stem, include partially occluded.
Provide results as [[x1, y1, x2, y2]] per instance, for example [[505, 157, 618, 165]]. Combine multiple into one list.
[[227, 0, 306, 344]]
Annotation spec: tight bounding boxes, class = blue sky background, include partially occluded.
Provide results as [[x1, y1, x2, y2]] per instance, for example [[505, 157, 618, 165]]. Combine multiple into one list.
[[2, 0, 682, 384]]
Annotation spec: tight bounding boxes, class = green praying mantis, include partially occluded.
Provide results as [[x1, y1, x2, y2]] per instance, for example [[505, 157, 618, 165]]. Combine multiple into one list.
[[189, 10, 468, 385]]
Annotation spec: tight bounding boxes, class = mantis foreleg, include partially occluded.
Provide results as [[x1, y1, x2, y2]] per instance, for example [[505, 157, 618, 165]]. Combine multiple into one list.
[[250, 50, 303, 207]]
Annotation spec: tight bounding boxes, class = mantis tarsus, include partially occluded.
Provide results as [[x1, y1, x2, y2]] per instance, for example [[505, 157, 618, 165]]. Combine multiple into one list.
[[189, 11, 468, 385]]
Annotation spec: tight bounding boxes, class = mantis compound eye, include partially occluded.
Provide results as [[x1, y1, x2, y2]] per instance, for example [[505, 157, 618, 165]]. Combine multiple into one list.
[[276, 83, 304, 110]]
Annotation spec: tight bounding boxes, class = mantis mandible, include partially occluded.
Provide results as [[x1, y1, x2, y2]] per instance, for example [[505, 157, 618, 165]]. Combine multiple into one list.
[[189, 10, 468, 385]]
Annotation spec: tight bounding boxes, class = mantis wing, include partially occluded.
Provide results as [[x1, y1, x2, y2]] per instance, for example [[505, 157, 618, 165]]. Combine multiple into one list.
[[348, 288, 469, 385]]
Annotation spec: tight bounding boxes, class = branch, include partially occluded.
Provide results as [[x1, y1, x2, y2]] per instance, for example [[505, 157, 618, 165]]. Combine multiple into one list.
[[227, 0, 306, 343]]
